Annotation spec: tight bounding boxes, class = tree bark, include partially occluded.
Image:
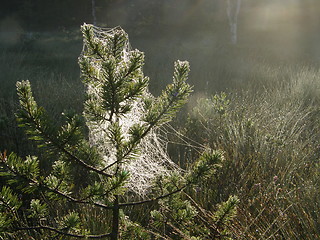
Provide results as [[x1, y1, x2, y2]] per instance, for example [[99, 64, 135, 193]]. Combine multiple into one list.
[[110, 196, 119, 240]]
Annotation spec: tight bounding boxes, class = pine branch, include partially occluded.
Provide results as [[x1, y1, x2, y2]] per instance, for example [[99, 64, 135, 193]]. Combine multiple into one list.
[[14, 225, 111, 239], [16, 80, 112, 178], [143, 228, 171, 240], [166, 222, 193, 240], [119, 185, 186, 208], [1, 153, 115, 210], [214, 195, 239, 227], [81, 24, 106, 61], [184, 194, 221, 238]]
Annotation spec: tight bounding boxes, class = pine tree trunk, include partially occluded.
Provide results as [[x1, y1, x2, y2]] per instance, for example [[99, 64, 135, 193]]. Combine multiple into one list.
[[110, 196, 119, 240]]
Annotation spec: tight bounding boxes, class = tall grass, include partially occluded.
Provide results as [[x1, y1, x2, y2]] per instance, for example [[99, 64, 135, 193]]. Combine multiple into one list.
[[183, 65, 320, 239], [0, 33, 83, 154]]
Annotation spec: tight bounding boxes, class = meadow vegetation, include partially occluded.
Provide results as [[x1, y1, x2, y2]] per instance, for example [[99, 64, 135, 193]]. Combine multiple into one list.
[[183, 67, 320, 239], [1, 26, 320, 239]]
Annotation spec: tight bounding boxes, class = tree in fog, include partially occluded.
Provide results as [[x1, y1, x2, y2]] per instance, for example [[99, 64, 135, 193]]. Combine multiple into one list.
[[227, 0, 241, 44]]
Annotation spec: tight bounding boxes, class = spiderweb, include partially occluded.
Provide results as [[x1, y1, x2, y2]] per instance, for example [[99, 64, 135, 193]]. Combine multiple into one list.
[[81, 25, 182, 196]]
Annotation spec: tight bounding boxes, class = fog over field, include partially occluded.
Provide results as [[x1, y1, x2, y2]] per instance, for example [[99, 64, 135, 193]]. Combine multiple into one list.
[[1, 0, 320, 93]]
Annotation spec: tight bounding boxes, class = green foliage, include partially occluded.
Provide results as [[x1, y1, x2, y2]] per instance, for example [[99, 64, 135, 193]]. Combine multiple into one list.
[[60, 211, 81, 231], [214, 196, 239, 227], [150, 183, 198, 237], [143, 60, 192, 127], [1, 185, 22, 212], [187, 148, 223, 184], [29, 199, 47, 219], [1, 24, 237, 239], [148, 171, 239, 239], [0, 186, 21, 236]]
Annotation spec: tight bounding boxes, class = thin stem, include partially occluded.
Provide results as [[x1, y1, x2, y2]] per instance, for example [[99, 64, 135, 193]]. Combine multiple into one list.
[[119, 185, 186, 208], [14, 226, 111, 239], [110, 196, 120, 240]]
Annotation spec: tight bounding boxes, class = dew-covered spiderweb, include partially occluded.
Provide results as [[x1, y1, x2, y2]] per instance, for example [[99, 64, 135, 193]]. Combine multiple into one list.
[[80, 25, 182, 196]]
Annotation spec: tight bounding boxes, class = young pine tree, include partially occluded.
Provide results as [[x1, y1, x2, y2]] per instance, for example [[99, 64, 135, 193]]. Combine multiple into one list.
[[0, 24, 238, 239]]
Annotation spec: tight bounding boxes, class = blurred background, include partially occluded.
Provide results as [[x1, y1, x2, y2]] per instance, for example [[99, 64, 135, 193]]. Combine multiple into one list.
[[2, 0, 320, 94]]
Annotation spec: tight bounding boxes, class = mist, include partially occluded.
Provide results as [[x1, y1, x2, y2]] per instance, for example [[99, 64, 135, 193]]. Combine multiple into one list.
[[93, 0, 320, 93], [2, 0, 320, 94]]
